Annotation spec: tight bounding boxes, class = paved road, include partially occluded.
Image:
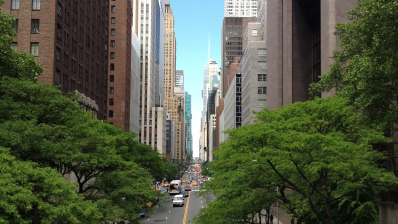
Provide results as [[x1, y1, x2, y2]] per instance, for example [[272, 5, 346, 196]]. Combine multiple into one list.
[[138, 172, 214, 224]]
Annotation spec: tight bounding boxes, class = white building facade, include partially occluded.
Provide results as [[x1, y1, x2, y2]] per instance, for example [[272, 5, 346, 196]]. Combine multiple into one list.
[[224, 0, 258, 17]]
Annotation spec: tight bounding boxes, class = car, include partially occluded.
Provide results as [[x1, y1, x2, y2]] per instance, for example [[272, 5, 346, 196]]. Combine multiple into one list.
[[184, 185, 191, 191], [162, 183, 169, 187], [172, 195, 184, 207], [192, 182, 198, 186], [136, 210, 145, 218], [159, 189, 166, 194], [144, 202, 153, 207], [182, 191, 189, 197], [186, 180, 191, 184]]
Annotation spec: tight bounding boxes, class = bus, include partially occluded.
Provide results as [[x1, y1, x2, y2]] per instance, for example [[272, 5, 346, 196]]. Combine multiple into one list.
[[169, 180, 182, 195]]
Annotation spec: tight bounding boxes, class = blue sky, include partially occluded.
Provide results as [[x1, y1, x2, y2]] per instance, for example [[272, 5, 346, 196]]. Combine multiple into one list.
[[172, 0, 224, 158]]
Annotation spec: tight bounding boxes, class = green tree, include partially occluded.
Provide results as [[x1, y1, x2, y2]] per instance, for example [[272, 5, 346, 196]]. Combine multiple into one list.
[[0, 1, 42, 81], [0, 2, 163, 222], [195, 97, 397, 224], [310, 0, 398, 133], [0, 147, 101, 224]]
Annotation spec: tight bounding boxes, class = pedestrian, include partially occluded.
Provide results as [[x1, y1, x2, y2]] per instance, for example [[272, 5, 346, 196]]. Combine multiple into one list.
[[270, 214, 274, 223]]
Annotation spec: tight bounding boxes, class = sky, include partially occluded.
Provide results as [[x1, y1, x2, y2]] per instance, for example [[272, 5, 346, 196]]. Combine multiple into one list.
[[171, 0, 224, 158]]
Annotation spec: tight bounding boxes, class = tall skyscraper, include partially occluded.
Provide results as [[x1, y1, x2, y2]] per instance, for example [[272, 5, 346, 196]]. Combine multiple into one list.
[[202, 59, 218, 129], [266, 0, 356, 110], [107, 0, 133, 131], [132, 0, 166, 154], [224, 0, 258, 17], [3, 0, 109, 120], [221, 17, 256, 97], [164, 1, 185, 164], [185, 92, 192, 157]]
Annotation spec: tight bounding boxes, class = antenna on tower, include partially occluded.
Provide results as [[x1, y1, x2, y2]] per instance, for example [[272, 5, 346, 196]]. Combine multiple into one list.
[[208, 33, 211, 62]]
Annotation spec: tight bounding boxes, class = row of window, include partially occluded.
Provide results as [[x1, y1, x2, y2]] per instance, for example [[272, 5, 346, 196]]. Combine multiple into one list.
[[11, 0, 40, 10], [11, 42, 39, 56]]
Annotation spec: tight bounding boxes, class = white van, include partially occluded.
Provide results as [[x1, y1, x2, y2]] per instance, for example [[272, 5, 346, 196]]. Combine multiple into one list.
[[172, 194, 184, 207]]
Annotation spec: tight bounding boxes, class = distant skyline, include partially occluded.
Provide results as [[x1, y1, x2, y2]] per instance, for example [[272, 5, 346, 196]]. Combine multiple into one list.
[[172, 0, 224, 157]]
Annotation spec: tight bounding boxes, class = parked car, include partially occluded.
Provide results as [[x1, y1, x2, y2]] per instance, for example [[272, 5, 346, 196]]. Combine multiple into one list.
[[192, 182, 198, 186], [184, 185, 191, 191], [182, 191, 189, 197], [136, 210, 145, 218]]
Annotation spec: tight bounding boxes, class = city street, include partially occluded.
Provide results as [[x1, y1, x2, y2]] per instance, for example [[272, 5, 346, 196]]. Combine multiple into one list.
[[139, 172, 214, 224]]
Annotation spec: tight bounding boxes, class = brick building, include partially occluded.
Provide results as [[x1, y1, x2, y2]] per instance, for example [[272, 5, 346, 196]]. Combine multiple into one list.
[[107, 0, 132, 130], [3, 0, 109, 119]]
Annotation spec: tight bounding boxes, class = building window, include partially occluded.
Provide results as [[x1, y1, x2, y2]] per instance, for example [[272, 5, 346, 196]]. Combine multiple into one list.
[[109, 98, 114, 106], [258, 74, 267, 81], [111, 17, 115, 24], [258, 99, 267, 108], [57, 2, 62, 16], [31, 19, 40, 34], [56, 46, 61, 61], [252, 29, 257, 36], [30, 43, 39, 57], [32, 0, 40, 10], [111, 40, 115, 47], [11, 0, 19, 10], [10, 42, 17, 51], [258, 87, 267, 94], [110, 63, 114, 70], [55, 69, 60, 84], [110, 52, 115, 59], [109, 87, 114, 94], [111, 29, 115, 36], [109, 110, 114, 118], [111, 6, 115, 12], [12, 19, 18, 33], [110, 75, 114, 82], [258, 61, 267, 70], [258, 49, 267, 57], [57, 24, 62, 39]]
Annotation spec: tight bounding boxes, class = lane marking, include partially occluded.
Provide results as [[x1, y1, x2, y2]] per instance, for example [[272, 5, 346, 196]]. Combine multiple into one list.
[[201, 201, 202, 204], [202, 206, 203, 208], [147, 218, 150, 221], [166, 217, 168, 220], [169, 210, 171, 213], [182, 191, 191, 224]]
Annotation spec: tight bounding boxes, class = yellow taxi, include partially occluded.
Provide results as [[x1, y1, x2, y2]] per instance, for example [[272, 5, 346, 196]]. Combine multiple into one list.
[[162, 183, 169, 187], [182, 180, 187, 183], [192, 182, 198, 186], [143, 202, 153, 208], [186, 180, 191, 184]]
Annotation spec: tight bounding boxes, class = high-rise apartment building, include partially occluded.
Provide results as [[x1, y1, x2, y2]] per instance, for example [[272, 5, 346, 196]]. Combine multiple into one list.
[[224, 0, 258, 17], [164, 1, 185, 164], [3, 0, 109, 119], [221, 17, 256, 97], [107, 0, 133, 131]]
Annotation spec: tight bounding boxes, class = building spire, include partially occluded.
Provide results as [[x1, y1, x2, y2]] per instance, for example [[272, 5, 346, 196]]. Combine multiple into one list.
[[208, 33, 211, 62]]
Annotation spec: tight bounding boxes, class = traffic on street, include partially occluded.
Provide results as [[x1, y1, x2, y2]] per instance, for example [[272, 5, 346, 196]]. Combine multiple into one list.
[[138, 166, 213, 224]]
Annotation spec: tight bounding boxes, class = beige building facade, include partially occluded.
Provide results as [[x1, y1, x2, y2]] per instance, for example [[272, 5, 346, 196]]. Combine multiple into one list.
[[163, 1, 185, 164]]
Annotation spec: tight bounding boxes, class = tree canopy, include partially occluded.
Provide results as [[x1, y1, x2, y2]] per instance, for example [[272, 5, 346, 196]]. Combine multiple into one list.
[[0, 2, 177, 222], [194, 97, 397, 224], [310, 0, 398, 132]]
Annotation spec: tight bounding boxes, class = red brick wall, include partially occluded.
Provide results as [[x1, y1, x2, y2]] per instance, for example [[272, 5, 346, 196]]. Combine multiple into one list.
[[107, 0, 132, 131]]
